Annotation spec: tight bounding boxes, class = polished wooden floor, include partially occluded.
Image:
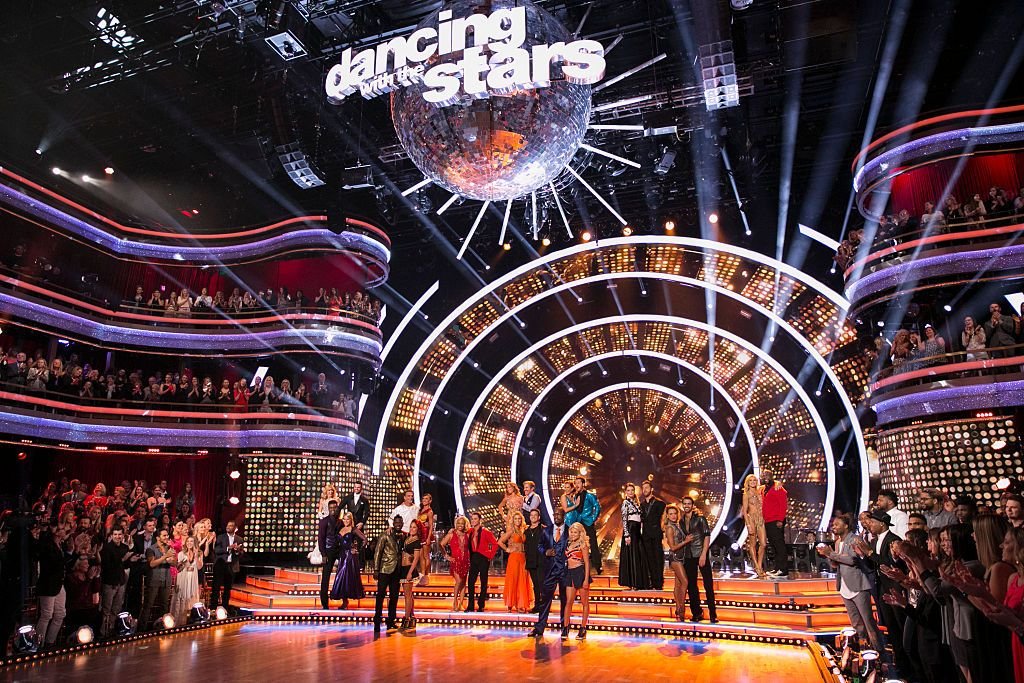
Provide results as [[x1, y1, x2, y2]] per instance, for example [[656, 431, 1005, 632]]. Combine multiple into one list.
[[2, 622, 833, 683]]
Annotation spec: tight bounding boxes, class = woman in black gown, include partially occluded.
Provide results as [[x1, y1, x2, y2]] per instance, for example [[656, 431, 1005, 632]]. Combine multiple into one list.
[[618, 483, 649, 589]]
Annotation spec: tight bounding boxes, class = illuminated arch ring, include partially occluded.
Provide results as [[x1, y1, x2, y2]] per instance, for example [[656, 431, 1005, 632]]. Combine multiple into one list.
[[452, 313, 838, 531], [537, 381, 733, 543], [508, 350, 759, 488]]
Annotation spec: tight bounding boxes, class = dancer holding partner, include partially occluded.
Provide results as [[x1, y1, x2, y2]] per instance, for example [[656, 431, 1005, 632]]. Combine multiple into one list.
[[330, 511, 366, 609], [663, 505, 692, 620], [742, 474, 768, 579], [639, 481, 667, 589]]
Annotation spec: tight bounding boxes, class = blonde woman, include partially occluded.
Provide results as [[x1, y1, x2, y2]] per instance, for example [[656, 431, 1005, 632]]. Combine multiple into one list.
[[171, 535, 202, 624], [415, 493, 435, 579], [663, 504, 693, 620], [440, 516, 471, 611], [742, 474, 768, 579], [329, 512, 366, 609], [307, 483, 338, 565], [499, 482, 524, 527], [559, 480, 580, 527], [499, 511, 532, 612], [562, 522, 591, 640]]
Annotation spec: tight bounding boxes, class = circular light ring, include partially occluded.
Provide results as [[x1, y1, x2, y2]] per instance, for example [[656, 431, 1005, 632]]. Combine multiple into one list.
[[421, 273, 862, 519], [508, 350, 759, 485], [374, 236, 853, 476], [537, 382, 733, 542], [450, 313, 839, 531]]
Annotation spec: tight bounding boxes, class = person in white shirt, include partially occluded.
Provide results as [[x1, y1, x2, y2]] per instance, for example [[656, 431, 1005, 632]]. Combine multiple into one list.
[[390, 490, 419, 533], [875, 489, 908, 539], [521, 481, 542, 516]]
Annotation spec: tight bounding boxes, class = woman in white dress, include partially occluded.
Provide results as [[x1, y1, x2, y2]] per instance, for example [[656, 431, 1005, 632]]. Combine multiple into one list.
[[307, 483, 338, 565], [172, 536, 202, 624]]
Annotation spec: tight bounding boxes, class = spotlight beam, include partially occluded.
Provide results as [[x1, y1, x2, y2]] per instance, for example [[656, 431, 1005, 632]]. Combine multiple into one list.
[[593, 53, 667, 93], [498, 199, 512, 245], [401, 177, 432, 197], [566, 166, 628, 225], [592, 94, 653, 112], [548, 182, 573, 238], [579, 143, 641, 169], [436, 193, 460, 215], [456, 201, 490, 260]]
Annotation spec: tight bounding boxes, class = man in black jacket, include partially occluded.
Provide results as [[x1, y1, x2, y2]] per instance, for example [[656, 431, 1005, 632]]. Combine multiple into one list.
[[100, 528, 134, 637], [524, 508, 547, 612], [33, 525, 70, 647], [318, 500, 340, 609], [125, 517, 156, 619], [212, 521, 243, 613], [639, 481, 666, 590], [339, 482, 370, 529], [680, 497, 718, 623]]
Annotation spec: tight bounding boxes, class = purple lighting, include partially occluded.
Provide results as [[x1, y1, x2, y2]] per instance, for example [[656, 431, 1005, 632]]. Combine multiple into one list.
[[1, 411, 356, 454], [873, 379, 1024, 425], [0, 182, 391, 276], [0, 292, 383, 358]]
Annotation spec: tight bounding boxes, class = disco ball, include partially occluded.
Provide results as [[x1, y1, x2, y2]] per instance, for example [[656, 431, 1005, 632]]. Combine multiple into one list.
[[391, 0, 592, 201]]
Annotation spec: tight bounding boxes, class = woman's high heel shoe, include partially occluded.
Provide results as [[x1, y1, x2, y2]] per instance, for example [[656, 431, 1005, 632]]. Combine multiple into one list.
[[560, 626, 570, 640], [576, 627, 587, 640], [398, 617, 410, 632], [407, 616, 417, 632]]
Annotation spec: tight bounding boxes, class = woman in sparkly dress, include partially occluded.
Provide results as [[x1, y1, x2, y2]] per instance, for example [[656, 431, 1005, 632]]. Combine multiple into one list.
[[742, 474, 768, 579], [618, 483, 649, 590], [441, 515, 471, 611], [330, 512, 367, 609], [307, 483, 338, 565], [499, 511, 532, 612], [415, 493, 435, 581]]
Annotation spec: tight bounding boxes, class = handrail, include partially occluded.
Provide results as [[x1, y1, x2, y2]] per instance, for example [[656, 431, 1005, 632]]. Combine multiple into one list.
[[851, 103, 1024, 171], [870, 341, 1024, 392], [0, 386, 357, 427], [843, 218, 1024, 280], [0, 272, 382, 334], [0, 166, 390, 247]]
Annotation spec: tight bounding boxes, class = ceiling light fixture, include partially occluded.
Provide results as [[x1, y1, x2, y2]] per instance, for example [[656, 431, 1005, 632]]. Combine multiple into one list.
[[708, 212, 719, 224], [581, 230, 592, 242]]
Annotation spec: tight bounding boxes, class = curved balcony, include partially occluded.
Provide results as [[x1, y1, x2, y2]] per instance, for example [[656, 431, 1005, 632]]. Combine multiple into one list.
[[0, 167, 390, 284], [0, 386, 358, 455], [0, 273, 383, 362], [866, 342, 1024, 425]]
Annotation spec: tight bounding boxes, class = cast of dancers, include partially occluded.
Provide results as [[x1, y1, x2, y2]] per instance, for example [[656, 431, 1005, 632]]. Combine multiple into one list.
[[314, 476, 756, 637]]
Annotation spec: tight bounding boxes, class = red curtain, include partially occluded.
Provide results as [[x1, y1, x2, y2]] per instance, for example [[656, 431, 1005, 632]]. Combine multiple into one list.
[[46, 451, 228, 520], [889, 152, 1024, 213], [110, 253, 367, 302]]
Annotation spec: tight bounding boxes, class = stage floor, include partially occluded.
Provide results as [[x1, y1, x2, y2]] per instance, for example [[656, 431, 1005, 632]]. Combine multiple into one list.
[[2, 622, 835, 683]]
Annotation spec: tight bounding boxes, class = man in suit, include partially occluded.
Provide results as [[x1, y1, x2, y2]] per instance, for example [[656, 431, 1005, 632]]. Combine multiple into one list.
[[574, 476, 602, 574], [680, 496, 717, 623], [466, 512, 498, 612], [524, 508, 547, 612], [854, 509, 913, 677], [125, 517, 156, 618], [212, 520, 243, 613], [339, 482, 370, 529], [817, 513, 884, 652], [318, 500, 340, 609], [639, 480, 666, 589], [528, 508, 569, 638]]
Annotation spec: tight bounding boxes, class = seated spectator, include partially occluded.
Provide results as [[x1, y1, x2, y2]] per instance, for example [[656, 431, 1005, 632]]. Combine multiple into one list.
[[212, 290, 226, 310], [194, 287, 212, 311], [962, 316, 987, 361], [164, 298, 177, 316], [175, 288, 192, 318]]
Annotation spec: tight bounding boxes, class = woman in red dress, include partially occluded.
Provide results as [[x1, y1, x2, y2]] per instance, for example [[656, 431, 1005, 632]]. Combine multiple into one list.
[[441, 515, 471, 612], [415, 494, 435, 580]]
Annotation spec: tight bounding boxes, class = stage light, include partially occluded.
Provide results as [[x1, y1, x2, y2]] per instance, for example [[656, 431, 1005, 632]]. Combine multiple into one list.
[[625, 431, 638, 445], [192, 208, 200, 214], [160, 613, 176, 630], [215, 607, 229, 620], [708, 212, 719, 224], [579, 466, 588, 475], [228, 496, 240, 505], [104, 166, 115, 175], [541, 237, 551, 247], [14, 625, 40, 654], [35, 148, 43, 155], [116, 611, 136, 636], [229, 470, 241, 479], [996, 477, 1012, 490], [622, 225, 633, 236], [944, 304, 952, 312], [581, 231, 592, 242], [664, 220, 675, 231], [626, 465, 631, 472], [502, 242, 511, 251], [601, 369, 608, 376], [51, 167, 62, 175], [189, 602, 210, 624], [877, 321, 885, 328], [815, 390, 822, 397], [688, 489, 699, 498], [82, 174, 92, 182], [75, 625, 94, 644], [992, 439, 1007, 450]]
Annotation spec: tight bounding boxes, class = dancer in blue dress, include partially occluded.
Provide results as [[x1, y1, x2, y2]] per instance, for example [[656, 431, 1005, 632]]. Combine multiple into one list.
[[330, 512, 367, 609]]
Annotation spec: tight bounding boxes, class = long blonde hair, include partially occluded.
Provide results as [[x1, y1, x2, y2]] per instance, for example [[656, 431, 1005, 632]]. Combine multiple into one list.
[[743, 474, 760, 490], [454, 515, 469, 533], [509, 510, 526, 533], [568, 522, 590, 552], [662, 504, 680, 535]]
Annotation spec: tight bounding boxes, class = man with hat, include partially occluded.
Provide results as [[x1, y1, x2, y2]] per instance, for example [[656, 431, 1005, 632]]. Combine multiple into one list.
[[854, 509, 914, 679]]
